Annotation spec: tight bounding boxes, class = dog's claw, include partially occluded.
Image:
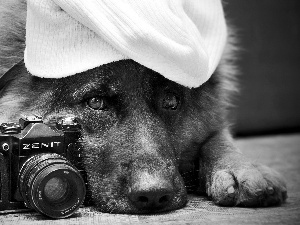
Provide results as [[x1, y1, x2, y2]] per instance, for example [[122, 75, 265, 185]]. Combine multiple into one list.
[[227, 186, 235, 197], [267, 187, 274, 194], [206, 183, 211, 197], [255, 188, 263, 196]]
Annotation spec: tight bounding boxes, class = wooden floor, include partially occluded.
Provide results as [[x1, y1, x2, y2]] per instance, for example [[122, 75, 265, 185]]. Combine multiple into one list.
[[1, 134, 299, 225]]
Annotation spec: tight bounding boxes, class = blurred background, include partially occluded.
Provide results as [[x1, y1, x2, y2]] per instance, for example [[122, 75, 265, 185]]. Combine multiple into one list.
[[225, 0, 300, 136]]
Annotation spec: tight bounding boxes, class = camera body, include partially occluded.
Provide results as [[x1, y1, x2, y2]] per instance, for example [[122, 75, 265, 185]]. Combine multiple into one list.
[[0, 115, 86, 218]]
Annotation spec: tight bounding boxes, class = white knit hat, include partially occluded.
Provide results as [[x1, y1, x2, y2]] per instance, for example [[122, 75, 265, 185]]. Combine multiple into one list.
[[24, 0, 227, 88]]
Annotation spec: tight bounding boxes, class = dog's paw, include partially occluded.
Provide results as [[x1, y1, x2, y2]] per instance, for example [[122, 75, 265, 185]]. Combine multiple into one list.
[[207, 164, 287, 207]]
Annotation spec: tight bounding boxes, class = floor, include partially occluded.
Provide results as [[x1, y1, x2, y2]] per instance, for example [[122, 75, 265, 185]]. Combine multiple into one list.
[[1, 134, 299, 225]]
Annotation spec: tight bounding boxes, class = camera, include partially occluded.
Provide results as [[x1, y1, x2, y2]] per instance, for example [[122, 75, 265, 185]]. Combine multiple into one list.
[[0, 115, 86, 218]]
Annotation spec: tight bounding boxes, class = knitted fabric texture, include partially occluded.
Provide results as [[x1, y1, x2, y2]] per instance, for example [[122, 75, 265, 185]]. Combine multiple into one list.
[[25, 0, 227, 88]]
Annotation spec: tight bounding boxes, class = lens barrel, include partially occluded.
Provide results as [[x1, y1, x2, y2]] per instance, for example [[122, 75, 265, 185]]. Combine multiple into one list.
[[18, 153, 86, 218]]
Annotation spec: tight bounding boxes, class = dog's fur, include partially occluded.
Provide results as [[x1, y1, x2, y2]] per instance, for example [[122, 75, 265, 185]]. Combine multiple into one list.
[[0, 0, 287, 214]]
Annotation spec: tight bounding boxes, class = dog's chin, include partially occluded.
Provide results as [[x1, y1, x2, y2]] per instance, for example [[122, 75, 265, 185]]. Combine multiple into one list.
[[87, 174, 188, 214], [93, 192, 188, 214]]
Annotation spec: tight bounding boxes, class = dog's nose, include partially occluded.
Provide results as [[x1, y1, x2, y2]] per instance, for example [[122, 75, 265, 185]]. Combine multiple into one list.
[[129, 188, 174, 210], [128, 171, 175, 211]]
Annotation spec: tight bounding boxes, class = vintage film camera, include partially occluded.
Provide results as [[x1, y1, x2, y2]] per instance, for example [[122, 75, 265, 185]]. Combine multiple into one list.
[[0, 115, 87, 218]]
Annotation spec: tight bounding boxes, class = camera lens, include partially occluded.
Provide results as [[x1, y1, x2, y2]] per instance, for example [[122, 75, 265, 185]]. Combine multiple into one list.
[[44, 177, 68, 202], [18, 153, 86, 219]]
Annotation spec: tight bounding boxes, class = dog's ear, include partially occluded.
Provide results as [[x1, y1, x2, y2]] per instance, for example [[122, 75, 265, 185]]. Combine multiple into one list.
[[0, 59, 31, 123], [0, 0, 26, 76], [0, 60, 25, 95]]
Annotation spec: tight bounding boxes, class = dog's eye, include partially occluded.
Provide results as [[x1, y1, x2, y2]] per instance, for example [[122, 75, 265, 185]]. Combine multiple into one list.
[[162, 93, 180, 110], [86, 97, 107, 110]]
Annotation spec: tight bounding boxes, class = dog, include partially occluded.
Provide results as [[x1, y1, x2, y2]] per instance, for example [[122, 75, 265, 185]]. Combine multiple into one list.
[[0, 0, 287, 214]]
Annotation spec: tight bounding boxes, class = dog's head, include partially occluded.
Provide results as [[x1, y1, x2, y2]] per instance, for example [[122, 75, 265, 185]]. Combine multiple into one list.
[[0, 59, 229, 213]]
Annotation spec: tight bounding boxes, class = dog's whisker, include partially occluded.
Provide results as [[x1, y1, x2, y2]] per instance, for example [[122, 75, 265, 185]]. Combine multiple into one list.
[[184, 185, 198, 189]]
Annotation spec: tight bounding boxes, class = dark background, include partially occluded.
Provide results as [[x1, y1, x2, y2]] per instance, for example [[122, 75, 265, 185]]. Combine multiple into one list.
[[225, 0, 300, 136]]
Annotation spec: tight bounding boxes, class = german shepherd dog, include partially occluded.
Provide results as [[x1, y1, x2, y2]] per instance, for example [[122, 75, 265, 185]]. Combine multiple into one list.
[[0, 0, 287, 214]]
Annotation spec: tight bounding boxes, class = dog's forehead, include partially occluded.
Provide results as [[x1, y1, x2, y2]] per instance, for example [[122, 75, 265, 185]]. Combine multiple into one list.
[[72, 80, 118, 99], [61, 60, 191, 102], [67, 61, 149, 98]]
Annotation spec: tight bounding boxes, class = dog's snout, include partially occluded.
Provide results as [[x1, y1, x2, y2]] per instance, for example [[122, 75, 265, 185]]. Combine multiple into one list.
[[129, 170, 175, 211]]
